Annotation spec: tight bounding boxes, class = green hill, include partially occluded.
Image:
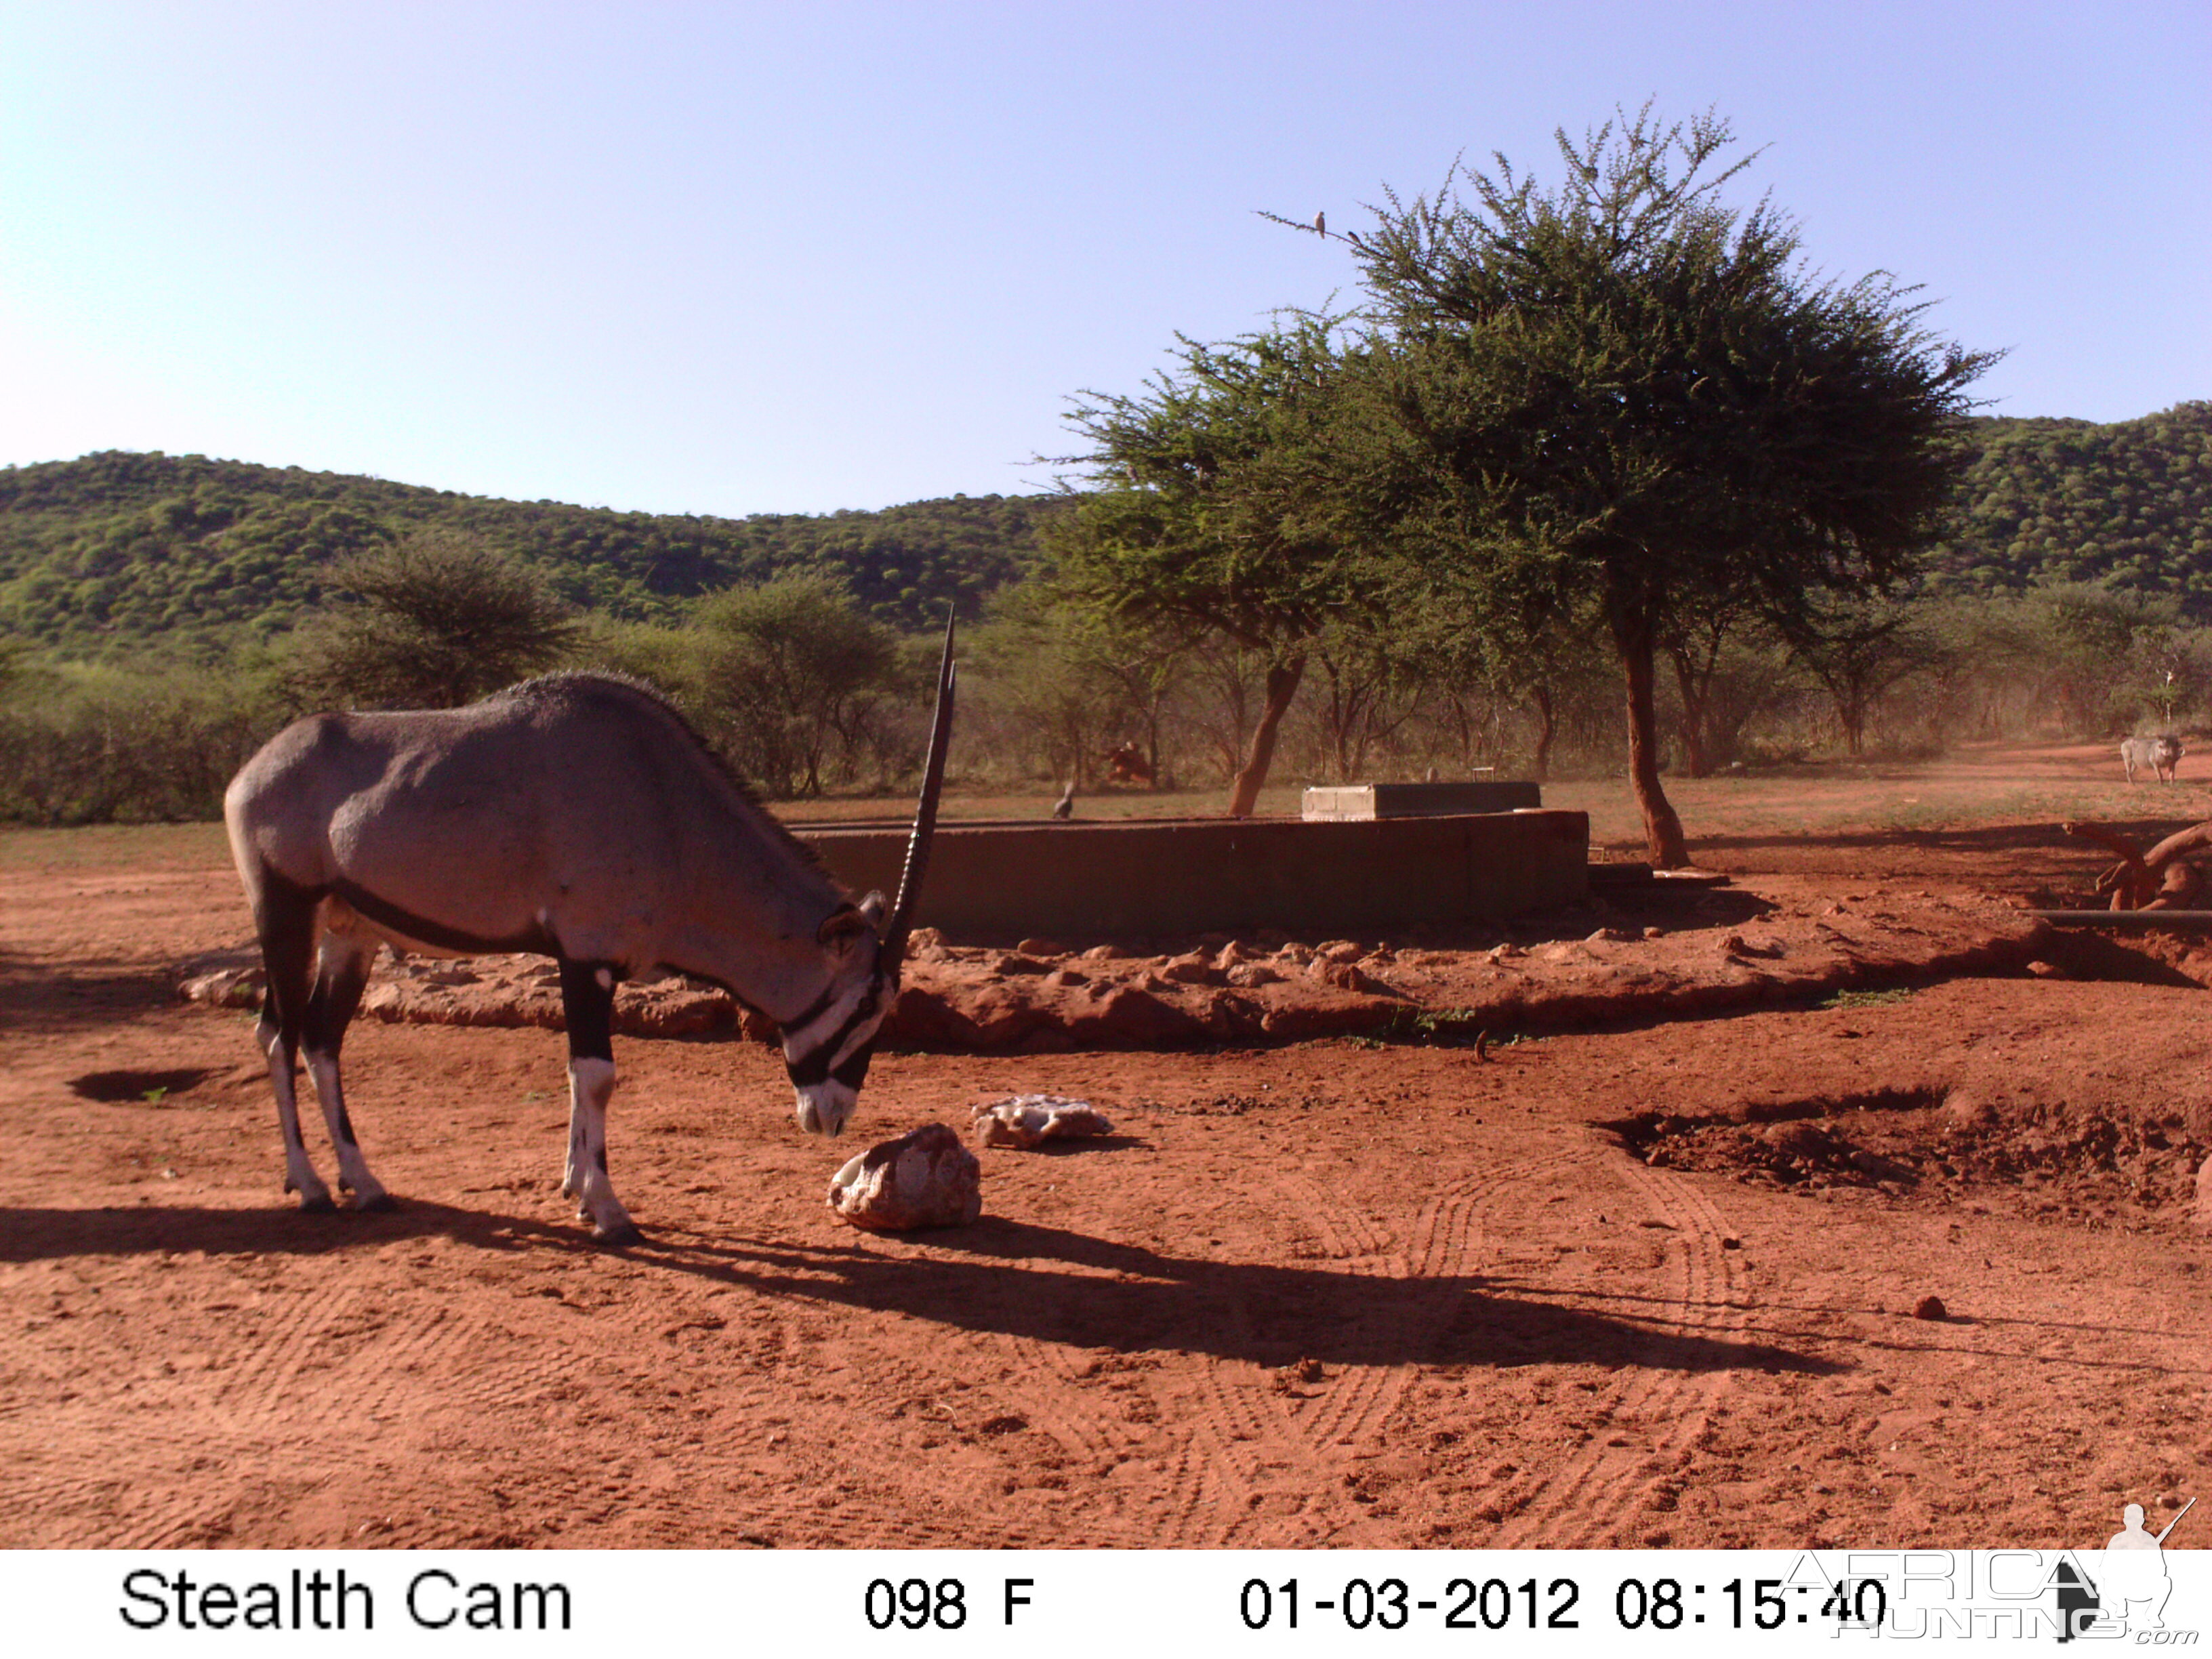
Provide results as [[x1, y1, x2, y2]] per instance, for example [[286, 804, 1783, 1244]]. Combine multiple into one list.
[[0, 451, 1065, 658], [6, 405, 2210, 659], [1927, 401, 2212, 612]]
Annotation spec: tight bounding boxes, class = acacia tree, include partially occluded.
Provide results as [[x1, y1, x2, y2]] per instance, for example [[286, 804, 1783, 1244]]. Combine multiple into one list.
[[289, 529, 579, 710], [966, 586, 1132, 792], [1050, 321, 1391, 816], [690, 571, 900, 796], [1662, 586, 1775, 776], [1784, 590, 1943, 756], [1346, 106, 1993, 864]]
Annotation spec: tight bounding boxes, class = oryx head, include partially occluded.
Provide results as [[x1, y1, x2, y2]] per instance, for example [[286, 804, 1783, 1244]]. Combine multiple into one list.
[[784, 613, 955, 1136]]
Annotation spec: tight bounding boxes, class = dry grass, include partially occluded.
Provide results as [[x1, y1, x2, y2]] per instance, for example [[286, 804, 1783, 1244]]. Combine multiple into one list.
[[9, 740, 2207, 877]]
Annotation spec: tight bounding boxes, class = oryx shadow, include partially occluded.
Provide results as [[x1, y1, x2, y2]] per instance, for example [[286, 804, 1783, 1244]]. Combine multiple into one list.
[[0, 1198, 590, 1264], [634, 1215, 1840, 1377], [0, 947, 185, 1036], [0, 1199, 1839, 1378]]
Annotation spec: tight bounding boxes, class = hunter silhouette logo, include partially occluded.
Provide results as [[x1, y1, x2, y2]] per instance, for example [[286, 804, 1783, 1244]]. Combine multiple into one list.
[[2057, 1497, 2195, 1641]]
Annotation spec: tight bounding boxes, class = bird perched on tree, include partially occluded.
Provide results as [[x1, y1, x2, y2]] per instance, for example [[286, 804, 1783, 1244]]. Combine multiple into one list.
[[1052, 781, 1075, 820], [1313, 209, 1326, 237]]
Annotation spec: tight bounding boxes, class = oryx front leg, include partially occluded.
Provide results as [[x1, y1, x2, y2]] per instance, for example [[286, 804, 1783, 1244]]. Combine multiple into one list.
[[559, 958, 637, 1245]]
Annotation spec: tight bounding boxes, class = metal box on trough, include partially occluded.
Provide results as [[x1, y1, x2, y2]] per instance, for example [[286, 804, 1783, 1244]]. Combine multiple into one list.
[[1302, 781, 1542, 819]]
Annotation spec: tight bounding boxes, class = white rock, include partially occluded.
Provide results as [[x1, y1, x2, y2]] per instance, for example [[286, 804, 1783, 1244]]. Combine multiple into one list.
[[970, 1094, 1115, 1149], [827, 1124, 982, 1231]]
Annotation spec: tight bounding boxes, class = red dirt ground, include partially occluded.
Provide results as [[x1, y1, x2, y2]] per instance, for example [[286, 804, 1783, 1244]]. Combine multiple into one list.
[[3, 748, 2209, 1551]]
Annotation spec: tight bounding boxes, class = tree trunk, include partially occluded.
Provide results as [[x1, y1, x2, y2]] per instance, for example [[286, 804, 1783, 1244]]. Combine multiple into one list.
[[1666, 642, 1714, 778], [1842, 682, 1868, 757], [1227, 654, 1306, 817], [1616, 606, 1691, 868], [1528, 684, 1555, 783]]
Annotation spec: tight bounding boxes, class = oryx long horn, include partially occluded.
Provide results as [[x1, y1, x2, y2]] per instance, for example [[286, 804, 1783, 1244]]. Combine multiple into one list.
[[882, 609, 957, 966]]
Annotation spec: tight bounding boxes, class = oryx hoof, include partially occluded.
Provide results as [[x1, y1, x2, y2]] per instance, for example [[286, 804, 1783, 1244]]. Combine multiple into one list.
[[592, 1218, 643, 1247], [298, 1191, 337, 1214], [352, 1191, 398, 1213]]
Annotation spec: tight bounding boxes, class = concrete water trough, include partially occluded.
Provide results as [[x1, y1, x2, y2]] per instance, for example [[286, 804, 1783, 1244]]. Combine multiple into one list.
[[792, 807, 1589, 941]]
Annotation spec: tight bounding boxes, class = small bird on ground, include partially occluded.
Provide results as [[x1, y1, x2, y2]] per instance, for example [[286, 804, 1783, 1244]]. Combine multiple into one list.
[[1052, 781, 1076, 820]]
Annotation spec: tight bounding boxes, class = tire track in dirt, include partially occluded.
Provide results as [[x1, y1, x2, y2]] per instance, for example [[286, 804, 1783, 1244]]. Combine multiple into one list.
[[1293, 1174, 1435, 1456], [11, 1409, 249, 1549], [1493, 1148, 1748, 1547], [1179, 1154, 1574, 1544], [211, 1285, 367, 1425], [0, 1468, 139, 1547], [10, 1288, 384, 1547], [340, 1303, 485, 1425], [0, 1307, 188, 1543], [638, 1292, 1105, 1553], [1181, 1169, 1396, 1544], [992, 1334, 1120, 1467], [30, 1294, 594, 1547], [1187, 1355, 1315, 1544], [983, 1328, 1210, 1547], [943, 1163, 1389, 1546]]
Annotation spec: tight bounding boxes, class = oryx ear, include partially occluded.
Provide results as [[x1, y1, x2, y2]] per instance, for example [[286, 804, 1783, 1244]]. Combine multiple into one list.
[[817, 904, 869, 951], [857, 890, 888, 929]]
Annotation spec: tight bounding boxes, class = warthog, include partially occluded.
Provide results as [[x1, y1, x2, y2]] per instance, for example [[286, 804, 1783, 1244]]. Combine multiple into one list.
[[2121, 734, 2186, 783]]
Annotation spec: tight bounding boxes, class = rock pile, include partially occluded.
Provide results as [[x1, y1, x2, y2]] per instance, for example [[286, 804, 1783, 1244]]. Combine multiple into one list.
[[178, 880, 2053, 1055]]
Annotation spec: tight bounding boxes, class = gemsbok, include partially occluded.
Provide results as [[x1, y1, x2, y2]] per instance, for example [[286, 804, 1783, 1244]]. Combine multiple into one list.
[[222, 618, 957, 1243]]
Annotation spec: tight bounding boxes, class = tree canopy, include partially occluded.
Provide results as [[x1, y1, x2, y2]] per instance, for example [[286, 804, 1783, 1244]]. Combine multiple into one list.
[[1048, 321, 1397, 814], [1342, 106, 1994, 863], [687, 572, 904, 797], [285, 530, 581, 710]]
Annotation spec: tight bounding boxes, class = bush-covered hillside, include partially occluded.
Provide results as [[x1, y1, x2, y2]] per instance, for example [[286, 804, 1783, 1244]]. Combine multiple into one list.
[[1927, 401, 2212, 611], [0, 451, 1064, 657], [6, 404, 2211, 658]]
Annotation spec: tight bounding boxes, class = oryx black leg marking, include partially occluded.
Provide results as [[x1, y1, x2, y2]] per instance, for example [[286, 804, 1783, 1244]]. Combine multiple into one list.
[[251, 867, 333, 1210], [558, 958, 636, 1244], [304, 930, 392, 1211]]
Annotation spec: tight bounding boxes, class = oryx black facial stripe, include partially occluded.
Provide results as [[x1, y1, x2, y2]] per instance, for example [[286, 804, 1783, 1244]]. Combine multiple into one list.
[[780, 981, 842, 1034], [782, 985, 884, 1087]]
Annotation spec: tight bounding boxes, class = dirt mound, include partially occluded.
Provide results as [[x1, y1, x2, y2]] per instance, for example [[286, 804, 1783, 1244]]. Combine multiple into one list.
[[179, 877, 2055, 1052], [1607, 991, 2212, 1230]]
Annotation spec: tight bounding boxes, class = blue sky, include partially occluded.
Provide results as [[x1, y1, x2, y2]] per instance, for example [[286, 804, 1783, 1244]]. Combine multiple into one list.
[[2, 1, 2205, 516]]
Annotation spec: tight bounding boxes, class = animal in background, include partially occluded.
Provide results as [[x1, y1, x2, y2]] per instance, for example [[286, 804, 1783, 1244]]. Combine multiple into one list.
[[2121, 734, 2185, 783], [1103, 742, 1153, 785]]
